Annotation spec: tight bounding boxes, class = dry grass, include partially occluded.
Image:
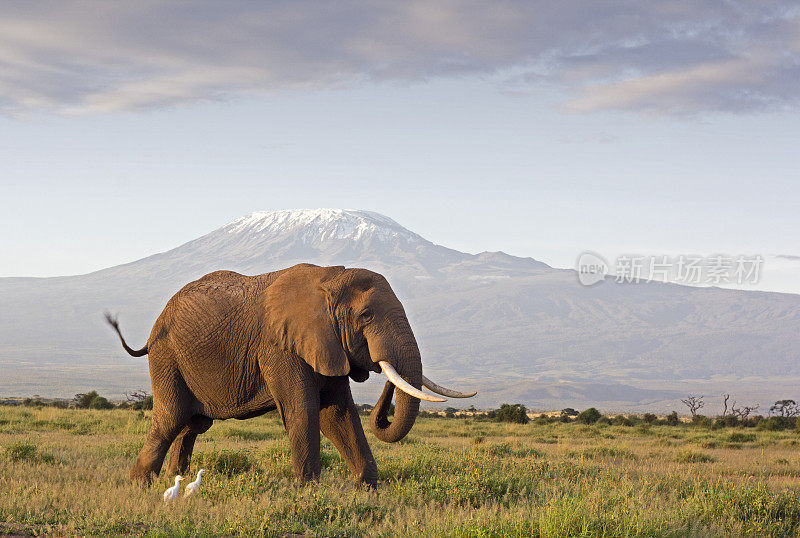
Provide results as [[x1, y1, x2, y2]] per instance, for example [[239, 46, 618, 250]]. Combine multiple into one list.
[[1, 406, 800, 536]]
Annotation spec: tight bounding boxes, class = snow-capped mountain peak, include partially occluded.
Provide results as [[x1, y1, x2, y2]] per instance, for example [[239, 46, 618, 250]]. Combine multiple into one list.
[[100, 208, 548, 284], [223, 209, 427, 244]]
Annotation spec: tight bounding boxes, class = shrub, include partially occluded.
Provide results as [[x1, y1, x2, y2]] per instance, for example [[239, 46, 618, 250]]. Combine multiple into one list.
[[495, 403, 529, 424], [727, 431, 756, 443], [744, 415, 764, 427], [757, 416, 795, 431], [5, 442, 36, 461], [89, 396, 114, 410], [692, 415, 713, 428], [4, 442, 55, 464], [721, 415, 739, 427], [665, 411, 680, 426], [73, 391, 115, 410], [612, 415, 633, 427], [576, 408, 602, 425], [194, 449, 253, 476], [642, 413, 657, 424], [567, 446, 638, 460], [676, 450, 716, 463], [131, 395, 153, 410], [73, 391, 100, 409]]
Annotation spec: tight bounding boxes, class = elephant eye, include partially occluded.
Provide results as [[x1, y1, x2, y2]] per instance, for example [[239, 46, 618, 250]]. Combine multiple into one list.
[[359, 309, 374, 323]]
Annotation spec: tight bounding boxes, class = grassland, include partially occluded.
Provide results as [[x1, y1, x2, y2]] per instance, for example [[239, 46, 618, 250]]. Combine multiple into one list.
[[2, 406, 800, 536]]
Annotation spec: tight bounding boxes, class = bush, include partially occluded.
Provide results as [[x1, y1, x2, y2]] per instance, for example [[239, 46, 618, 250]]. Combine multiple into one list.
[[612, 415, 633, 426], [692, 415, 713, 428], [721, 415, 739, 427], [495, 403, 529, 424], [89, 396, 114, 410], [642, 413, 657, 424], [73, 391, 115, 410], [5, 442, 36, 461], [665, 411, 680, 426], [676, 450, 716, 463], [727, 431, 756, 443], [73, 391, 99, 409], [576, 408, 602, 425], [22, 397, 44, 408], [4, 442, 55, 464], [194, 449, 253, 476], [130, 395, 153, 410], [757, 416, 795, 431]]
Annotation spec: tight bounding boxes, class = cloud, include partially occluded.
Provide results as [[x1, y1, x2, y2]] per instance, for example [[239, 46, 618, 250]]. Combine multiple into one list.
[[0, 1, 798, 115]]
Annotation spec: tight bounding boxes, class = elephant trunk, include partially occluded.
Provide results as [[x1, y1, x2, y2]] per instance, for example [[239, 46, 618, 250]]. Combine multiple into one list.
[[368, 339, 422, 443]]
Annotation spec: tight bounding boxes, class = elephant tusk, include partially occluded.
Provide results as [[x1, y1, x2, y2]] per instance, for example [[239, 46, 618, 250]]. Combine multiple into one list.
[[379, 361, 446, 402], [422, 375, 477, 398]]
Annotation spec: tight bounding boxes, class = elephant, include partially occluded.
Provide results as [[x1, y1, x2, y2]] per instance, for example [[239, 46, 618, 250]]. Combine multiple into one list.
[[106, 263, 474, 487]]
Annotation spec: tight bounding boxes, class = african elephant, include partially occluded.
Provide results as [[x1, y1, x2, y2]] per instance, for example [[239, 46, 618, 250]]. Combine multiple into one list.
[[106, 263, 474, 487]]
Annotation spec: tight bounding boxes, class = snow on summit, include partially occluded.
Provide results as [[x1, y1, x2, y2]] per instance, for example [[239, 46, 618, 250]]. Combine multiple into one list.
[[224, 209, 425, 244]]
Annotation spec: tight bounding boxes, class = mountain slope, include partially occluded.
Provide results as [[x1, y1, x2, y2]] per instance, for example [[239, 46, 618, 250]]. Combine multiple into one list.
[[2, 209, 798, 411]]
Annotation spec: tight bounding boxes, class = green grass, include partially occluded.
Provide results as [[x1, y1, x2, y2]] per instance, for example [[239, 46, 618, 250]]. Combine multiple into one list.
[[1, 406, 800, 536]]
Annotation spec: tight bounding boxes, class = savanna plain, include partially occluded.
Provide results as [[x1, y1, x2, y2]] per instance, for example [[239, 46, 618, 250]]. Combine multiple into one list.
[[2, 406, 800, 537]]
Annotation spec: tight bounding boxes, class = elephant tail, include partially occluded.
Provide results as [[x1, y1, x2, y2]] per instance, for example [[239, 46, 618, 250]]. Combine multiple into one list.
[[104, 311, 148, 357]]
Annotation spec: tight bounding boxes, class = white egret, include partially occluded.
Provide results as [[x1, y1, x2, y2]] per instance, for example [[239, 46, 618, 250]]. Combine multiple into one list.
[[184, 469, 208, 497], [163, 475, 184, 503]]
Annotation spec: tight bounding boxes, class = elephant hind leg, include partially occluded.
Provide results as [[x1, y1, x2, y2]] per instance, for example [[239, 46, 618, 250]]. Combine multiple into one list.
[[165, 415, 213, 476], [130, 419, 184, 484]]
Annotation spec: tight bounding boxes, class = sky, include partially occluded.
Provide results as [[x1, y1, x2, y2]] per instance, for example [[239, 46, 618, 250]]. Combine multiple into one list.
[[1, 1, 799, 293]]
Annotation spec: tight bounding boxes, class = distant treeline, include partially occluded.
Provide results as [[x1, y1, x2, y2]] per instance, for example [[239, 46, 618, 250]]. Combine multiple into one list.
[[9, 392, 800, 432], [9, 390, 153, 411]]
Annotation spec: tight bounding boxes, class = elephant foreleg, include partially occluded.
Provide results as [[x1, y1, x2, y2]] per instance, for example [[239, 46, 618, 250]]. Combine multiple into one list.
[[319, 377, 378, 488]]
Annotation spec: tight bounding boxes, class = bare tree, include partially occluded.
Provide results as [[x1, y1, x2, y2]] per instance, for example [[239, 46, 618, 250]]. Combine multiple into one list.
[[731, 401, 759, 420], [680, 395, 705, 417], [722, 394, 730, 417], [769, 399, 800, 418], [125, 389, 150, 404]]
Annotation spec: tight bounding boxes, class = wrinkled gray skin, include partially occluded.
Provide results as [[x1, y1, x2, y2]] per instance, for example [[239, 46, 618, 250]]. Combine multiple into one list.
[[107, 263, 424, 488]]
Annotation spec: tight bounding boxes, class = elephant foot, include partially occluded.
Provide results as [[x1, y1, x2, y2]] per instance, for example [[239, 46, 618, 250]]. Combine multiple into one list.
[[129, 465, 158, 485], [356, 478, 377, 490]]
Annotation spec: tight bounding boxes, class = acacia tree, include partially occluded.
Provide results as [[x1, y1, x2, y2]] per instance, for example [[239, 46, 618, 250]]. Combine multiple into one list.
[[680, 395, 704, 417], [722, 394, 730, 417], [769, 400, 800, 418]]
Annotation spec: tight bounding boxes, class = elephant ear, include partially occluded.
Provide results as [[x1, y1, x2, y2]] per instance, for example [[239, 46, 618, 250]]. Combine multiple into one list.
[[264, 264, 349, 376]]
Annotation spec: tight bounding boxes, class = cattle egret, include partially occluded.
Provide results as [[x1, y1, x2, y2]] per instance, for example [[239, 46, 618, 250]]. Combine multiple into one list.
[[163, 475, 184, 503], [184, 469, 208, 497]]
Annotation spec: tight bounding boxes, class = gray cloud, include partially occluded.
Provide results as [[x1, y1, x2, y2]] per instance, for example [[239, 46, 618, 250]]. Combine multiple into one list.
[[0, 1, 798, 115]]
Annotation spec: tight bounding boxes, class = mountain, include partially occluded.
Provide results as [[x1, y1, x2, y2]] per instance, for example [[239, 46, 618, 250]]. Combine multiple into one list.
[[2, 208, 799, 412]]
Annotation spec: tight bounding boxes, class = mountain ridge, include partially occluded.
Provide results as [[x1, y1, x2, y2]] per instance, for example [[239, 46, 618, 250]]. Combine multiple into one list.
[[1, 208, 798, 413]]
